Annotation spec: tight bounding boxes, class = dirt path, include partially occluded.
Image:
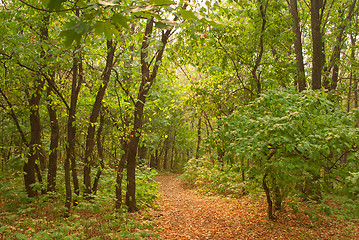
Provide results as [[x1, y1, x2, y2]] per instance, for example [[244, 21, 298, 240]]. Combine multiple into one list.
[[147, 174, 359, 240], [152, 174, 246, 239]]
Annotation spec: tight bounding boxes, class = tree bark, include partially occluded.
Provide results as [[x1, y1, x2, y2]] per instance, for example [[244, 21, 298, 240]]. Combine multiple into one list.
[[92, 110, 105, 195], [195, 116, 202, 159], [24, 82, 44, 197], [262, 173, 275, 220], [310, 0, 324, 90], [46, 78, 59, 192], [170, 131, 176, 170], [289, 0, 306, 91], [163, 137, 169, 170], [115, 141, 127, 209]]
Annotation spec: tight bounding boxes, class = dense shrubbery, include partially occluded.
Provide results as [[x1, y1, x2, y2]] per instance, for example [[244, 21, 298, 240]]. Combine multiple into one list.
[[183, 88, 359, 219]]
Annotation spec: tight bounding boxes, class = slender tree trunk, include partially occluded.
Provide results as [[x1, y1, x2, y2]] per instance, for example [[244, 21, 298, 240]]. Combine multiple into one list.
[[262, 173, 275, 220], [24, 72, 46, 197], [126, 17, 173, 212], [150, 153, 156, 169], [1, 87, 36, 197], [311, 0, 324, 90], [326, 0, 357, 90], [348, 73, 353, 112], [355, 74, 358, 109], [84, 40, 115, 198], [23, 13, 54, 197], [92, 110, 105, 195], [163, 137, 169, 170], [65, 50, 83, 211], [350, 33, 358, 109], [241, 158, 246, 195], [251, 0, 267, 95], [156, 149, 160, 169], [171, 132, 176, 170], [46, 79, 59, 192], [289, 0, 306, 91], [195, 116, 202, 159], [115, 141, 127, 209]]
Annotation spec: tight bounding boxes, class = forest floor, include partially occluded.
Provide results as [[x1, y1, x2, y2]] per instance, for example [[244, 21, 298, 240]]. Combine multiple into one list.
[[144, 173, 359, 240]]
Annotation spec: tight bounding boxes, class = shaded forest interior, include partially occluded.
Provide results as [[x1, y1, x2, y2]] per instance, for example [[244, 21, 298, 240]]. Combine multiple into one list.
[[1, 0, 359, 239]]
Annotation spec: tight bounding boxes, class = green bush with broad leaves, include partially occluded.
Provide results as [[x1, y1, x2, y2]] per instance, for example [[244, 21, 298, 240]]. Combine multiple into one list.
[[186, 88, 359, 219]]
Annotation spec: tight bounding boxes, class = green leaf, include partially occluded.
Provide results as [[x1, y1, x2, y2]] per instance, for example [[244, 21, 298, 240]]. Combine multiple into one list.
[[59, 29, 81, 47], [177, 9, 198, 21], [155, 21, 169, 29], [112, 13, 129, 29], [47, 0, 66, 10], [94, 21, 118, 40]]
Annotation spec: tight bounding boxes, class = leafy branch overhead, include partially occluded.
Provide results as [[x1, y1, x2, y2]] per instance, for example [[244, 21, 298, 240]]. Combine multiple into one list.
[[49, 0, 220, 46]]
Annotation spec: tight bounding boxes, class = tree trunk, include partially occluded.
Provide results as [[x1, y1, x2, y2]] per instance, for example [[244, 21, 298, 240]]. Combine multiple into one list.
[[46, 80, 59, 192], [24, 77, 44, 197], [350, 32, 358, 109], [327, 0, 357, 90], [163, 137, 169, 170], [156, 149, 160, 169], [273, 178, 282, 210], [262, 173, 275, 220], [92, 110, 105, 195], [289, 0, 306, 91], [84, 40, 115, 198], [170, 132, 176, 170], [251, 0, 267, 95], [310, 0, 324, 90], [150, 153, 156, 169], [125, 17, 172, 212], [115, 141, 127, 209], [126, 88, 147, 212], [241, 158, 246, 195], [65, 50, 83, 211], [195, 116, 202, 159]]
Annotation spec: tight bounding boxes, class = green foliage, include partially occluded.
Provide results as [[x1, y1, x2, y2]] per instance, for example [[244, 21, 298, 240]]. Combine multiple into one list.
[[181, 158, 246, 197], [135, 167, 160, 208], [0, 166, 160, 239], [185, 88, 359, 219], [215, 87, 359, 173]]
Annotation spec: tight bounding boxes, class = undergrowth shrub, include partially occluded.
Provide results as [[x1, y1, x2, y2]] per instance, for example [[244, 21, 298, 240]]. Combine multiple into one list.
[[181, 158, 247, 197], [0, 165, 160, 239]]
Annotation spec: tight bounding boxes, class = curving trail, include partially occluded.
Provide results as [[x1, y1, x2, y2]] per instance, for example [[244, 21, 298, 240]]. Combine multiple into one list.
[[146, 174, 358, 240]]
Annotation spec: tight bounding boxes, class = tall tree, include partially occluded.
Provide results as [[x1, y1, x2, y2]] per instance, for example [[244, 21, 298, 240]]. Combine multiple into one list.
[[83, 39, 116, 198], [311, 0, 324, 90], [125, 17, 174, 212], [289, 0, 306, 91]]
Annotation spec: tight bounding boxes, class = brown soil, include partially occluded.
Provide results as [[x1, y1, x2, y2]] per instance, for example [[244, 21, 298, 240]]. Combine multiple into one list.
[[146, 174, 359, 240]]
